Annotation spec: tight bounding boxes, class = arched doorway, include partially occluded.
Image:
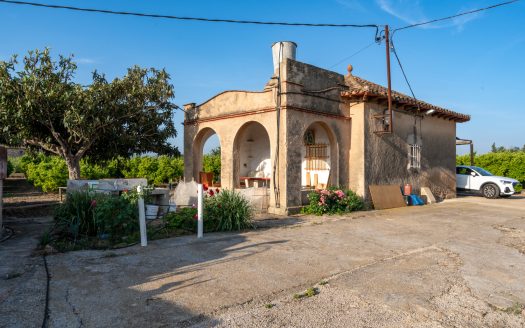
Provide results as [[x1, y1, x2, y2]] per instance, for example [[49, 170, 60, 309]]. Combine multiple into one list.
[[192, 127, 221, 185], [301, 122, 338, 189], [233, 122, 271, 188]]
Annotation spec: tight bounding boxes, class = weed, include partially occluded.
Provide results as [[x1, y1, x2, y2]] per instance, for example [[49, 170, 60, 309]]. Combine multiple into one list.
[[39, 229, 52, 248], [293, 287, 318, 300], [103, 252, 119, 258], [264, 303, 274, 309], [503, 302, 525, 315], [319, 280, 328, 286]]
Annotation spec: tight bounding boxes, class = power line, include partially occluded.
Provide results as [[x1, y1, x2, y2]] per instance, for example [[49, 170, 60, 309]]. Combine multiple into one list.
[[389, 38, 420, 111], [0, 0, 378, 28], [394, 0, 520, 31], [328, 41, 378, 69]]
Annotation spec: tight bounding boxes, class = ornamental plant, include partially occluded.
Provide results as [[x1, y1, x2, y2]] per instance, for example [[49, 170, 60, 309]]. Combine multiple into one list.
[[302, 187, 364, 215]]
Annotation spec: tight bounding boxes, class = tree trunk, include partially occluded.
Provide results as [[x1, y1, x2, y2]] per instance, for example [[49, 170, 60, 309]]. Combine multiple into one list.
[[65, 156, 81, 180]]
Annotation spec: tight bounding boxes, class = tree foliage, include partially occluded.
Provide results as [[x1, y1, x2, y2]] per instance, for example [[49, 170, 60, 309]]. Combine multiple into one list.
[[203, 147, 221, 181], [0, 48, 178, 179]]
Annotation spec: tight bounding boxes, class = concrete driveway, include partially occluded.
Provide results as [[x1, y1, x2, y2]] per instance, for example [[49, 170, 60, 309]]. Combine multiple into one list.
[[1, 196, 525, 327]]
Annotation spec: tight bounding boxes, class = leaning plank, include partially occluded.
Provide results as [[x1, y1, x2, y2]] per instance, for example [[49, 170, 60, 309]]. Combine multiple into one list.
[[369, 185, 406, 210]]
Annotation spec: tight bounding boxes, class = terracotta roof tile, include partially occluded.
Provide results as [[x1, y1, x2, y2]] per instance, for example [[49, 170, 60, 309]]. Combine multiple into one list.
[[341, 74, 470, 122]]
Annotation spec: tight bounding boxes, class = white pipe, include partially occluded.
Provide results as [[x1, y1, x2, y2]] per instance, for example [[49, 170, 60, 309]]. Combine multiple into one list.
[[197, 183, 203, 238], [137, 185, 147, 246]]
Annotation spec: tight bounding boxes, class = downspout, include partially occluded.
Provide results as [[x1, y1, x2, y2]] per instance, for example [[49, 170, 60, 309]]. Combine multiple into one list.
[[272, 42, 283, 208]]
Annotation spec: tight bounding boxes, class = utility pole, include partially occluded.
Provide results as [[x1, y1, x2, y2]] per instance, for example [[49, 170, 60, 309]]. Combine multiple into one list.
[[385, 25, 393, 133]]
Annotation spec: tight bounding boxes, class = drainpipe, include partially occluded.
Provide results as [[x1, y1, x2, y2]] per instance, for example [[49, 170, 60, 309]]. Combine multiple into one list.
[[273, 42, 283, 208], [385, 25, 393, 134]]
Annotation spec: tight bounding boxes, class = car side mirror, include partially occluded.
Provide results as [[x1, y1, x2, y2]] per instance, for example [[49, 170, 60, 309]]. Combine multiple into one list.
[[470, 172, 477, 177]]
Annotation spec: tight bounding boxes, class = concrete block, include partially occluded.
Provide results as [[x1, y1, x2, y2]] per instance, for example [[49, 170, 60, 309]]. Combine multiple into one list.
[[421, 187, 437, 204]]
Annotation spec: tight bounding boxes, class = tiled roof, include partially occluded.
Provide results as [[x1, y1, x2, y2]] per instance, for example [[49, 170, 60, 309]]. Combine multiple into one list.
[[341, 74, 470, 123]]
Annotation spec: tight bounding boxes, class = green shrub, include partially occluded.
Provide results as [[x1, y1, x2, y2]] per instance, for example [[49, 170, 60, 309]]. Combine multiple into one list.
[[164, 188, 253, 232], [26, 156, 68, 192], [204, 188, 253, 231], [203, 147, 221, 182], [6, 159, 13, 176], [53, 190, 139, 247], [302, 187, 364, 215]]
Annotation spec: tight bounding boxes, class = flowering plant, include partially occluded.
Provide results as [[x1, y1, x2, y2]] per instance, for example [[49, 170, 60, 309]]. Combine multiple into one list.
[[302, 187, 364, 215]]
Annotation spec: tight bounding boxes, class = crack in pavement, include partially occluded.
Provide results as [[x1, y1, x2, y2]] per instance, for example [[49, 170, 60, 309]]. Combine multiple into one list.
[[65, 288, 84, 328]]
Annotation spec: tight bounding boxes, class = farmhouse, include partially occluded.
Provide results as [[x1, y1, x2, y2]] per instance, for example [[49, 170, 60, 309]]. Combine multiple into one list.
[[183, 42, 470, 215]]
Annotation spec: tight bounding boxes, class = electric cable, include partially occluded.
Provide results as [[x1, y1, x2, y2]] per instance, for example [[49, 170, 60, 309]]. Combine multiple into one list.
[[328, 41, 378, 69], [0, 0, 379, 29], [394, 0, 519, 31], [389, 37, 420, 112]]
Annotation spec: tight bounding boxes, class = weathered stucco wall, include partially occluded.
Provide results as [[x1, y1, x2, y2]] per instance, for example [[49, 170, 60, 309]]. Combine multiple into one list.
[[363, 102, 457, 201]]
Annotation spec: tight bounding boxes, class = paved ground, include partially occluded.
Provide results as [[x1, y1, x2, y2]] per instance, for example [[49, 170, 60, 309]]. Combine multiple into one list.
[[1, 196, 525, 327]]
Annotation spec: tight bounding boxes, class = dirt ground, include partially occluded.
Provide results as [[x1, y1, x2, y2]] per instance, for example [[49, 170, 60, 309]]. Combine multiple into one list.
[[1, 196, 525, 327]]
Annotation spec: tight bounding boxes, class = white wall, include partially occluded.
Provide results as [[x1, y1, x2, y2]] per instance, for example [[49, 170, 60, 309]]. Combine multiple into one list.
[[239, 123, 271, 178]]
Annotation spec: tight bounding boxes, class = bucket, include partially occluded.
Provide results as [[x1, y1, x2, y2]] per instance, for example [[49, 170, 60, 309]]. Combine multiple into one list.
[[145, 205, 159, 219], [403, 184, 412, 196]]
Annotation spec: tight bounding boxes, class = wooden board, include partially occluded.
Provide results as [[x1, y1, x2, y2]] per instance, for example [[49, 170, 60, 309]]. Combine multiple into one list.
[[369, 185, 407, 210]]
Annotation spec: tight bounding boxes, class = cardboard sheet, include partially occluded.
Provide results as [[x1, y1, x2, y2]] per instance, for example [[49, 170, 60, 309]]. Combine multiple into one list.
[[369, 185, 407, 210]]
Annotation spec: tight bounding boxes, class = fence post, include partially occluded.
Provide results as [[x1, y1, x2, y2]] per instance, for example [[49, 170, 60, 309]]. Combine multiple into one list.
[[197, 183, 203, 238], [137, 185, 147, 246]]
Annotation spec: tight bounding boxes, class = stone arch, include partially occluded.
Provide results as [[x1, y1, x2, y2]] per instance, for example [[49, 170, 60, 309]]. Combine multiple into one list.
[[233, 121, 272, 188], [301, 121, 339, 188], [192, 127, 221, 182]]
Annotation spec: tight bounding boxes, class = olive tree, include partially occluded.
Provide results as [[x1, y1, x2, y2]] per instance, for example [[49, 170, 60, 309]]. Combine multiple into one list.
[[0, 49, 178, 179]]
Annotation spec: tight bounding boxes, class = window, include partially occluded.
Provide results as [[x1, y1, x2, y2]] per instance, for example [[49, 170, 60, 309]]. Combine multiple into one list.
[[305, 144, 329, 170], [408, 144, 421, 169]]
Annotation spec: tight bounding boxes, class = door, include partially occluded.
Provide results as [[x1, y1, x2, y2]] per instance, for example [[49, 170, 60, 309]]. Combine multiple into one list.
[[456, 167, 472, 190]]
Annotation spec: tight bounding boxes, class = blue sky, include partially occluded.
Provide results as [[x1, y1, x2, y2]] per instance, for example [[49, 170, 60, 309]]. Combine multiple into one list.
[[1, 0, 524, 155]]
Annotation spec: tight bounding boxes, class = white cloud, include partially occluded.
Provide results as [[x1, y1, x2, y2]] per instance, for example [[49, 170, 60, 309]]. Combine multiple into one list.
[[376, 0, 481, 31]]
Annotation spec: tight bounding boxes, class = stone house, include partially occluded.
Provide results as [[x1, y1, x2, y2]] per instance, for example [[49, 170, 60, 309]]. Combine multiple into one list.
[[183, 42, 470, 215]]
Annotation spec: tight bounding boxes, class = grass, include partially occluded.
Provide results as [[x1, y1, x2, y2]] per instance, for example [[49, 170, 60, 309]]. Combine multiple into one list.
[[293, 287, 318, 300], [319, 280, 328, 286], [5, 272, 22, 280], [503, 302, 525, 315], [264, 303, 274, 309]]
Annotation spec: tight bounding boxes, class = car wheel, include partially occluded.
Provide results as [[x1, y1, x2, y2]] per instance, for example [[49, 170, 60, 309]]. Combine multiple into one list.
[[482, 183, 500, 199]]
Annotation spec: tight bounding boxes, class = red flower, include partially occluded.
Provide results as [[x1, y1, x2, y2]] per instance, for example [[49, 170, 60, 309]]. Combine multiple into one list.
[[90, 200, 97, 207], [193, 213, 198, 220], [203, 183, 209, 191], [215, 188, 220, 193], [208, 190, 215, 197], [123, 189, 129, 193]]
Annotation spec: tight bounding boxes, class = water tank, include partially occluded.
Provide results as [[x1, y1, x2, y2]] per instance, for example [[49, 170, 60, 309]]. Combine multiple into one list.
[[271, 41, 297, 72]]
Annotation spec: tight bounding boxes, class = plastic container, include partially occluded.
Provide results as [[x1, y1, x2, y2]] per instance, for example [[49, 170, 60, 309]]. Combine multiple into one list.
[[403, 184, 412, 196]]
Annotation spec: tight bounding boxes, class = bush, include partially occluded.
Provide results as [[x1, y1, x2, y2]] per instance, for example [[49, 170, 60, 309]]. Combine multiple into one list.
[[302, 187, 364, 215], [26, 156, 68, 192], [203, 147, 221, 182], [6, 159, 13, 177], [164, 188, 253, 232], [53, 190, 139, 248]]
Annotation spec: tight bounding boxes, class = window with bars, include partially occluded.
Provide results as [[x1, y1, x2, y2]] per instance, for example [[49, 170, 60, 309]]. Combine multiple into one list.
[[408, 144, 421, 169], [305, 144, 329, 170]]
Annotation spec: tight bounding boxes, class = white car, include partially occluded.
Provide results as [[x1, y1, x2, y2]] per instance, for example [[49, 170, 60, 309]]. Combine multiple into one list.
[[456, 165, 521, 199]]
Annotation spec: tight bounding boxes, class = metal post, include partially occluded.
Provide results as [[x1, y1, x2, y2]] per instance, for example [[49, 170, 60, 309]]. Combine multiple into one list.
[[0, 179, 3, 236], [385, 25, 393, 133], [470, 143, 475, 166], [137, 185, 147, 247], [197, 183, 203, 238]]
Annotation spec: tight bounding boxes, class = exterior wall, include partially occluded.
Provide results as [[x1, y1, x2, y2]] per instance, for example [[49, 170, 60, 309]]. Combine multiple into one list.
[[362, 102, 457, 201], [184, 59, 352, 214]]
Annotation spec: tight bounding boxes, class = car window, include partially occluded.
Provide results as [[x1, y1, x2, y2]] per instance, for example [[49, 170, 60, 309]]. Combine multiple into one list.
[[457, 167, 471, 175]]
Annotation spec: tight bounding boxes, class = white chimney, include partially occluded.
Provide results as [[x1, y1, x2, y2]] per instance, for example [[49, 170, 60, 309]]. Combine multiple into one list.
[[271, 41, 297, 72]]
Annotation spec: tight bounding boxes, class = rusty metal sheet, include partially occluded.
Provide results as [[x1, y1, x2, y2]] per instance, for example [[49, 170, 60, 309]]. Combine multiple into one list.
[[369, 185, 406, 210]]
